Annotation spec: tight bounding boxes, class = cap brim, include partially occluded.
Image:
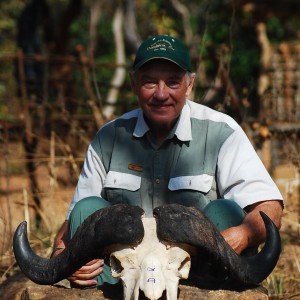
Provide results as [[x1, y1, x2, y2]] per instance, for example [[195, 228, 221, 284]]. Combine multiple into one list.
[[134, 56, 189, 72]]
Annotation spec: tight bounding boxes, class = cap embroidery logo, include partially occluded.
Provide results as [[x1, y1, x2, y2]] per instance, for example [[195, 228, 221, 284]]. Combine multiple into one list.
[[147, 40, 175, 52]]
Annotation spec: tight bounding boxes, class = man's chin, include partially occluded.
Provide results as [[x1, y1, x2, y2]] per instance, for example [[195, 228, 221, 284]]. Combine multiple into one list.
[[146, 116, 178, 130]]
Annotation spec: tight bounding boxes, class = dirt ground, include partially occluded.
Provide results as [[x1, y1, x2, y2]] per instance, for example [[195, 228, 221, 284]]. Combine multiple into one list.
[[0, 141, 299, 299]]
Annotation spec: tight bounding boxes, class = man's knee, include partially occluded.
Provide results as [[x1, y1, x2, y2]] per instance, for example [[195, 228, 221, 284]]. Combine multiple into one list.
[[71, 196, 110, 217], [69, 196, 111, 237], [203, 199, 246, 231]]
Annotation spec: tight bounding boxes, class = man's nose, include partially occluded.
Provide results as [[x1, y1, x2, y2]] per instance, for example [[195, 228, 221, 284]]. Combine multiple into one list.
[[154, 81, 169, 101]]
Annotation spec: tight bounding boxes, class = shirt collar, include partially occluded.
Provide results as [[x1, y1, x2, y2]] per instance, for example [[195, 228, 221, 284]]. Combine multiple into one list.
[[175, 101, 192, 141], [133, 100, 192, 141], [133, 109, 150, 138]]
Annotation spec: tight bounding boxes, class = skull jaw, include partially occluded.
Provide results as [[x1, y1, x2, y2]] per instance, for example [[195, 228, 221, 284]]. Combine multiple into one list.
[[111, 251, 191, 300]]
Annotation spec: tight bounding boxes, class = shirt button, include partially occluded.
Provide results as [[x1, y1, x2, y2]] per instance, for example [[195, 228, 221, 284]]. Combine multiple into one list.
[[155, 179, 160, 184]]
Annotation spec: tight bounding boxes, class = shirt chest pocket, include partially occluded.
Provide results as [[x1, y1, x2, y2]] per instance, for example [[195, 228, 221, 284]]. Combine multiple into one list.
[[168, 174, 213, 193], [168, 174, 214, 210], [103, 171, 142, 206]]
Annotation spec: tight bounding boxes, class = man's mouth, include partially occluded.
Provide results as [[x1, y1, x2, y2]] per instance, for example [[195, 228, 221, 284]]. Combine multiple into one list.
[[150, 103, 172, 108]]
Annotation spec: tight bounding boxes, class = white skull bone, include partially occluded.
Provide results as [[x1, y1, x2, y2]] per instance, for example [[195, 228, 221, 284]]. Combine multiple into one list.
[[109, 218, 191, 300]]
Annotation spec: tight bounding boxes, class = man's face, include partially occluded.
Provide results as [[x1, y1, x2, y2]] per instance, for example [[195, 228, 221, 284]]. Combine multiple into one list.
[[131, 59, 195, 132]]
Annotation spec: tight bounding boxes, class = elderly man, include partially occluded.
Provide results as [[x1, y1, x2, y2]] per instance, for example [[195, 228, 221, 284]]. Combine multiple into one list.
[[52, 35, 283, 287]]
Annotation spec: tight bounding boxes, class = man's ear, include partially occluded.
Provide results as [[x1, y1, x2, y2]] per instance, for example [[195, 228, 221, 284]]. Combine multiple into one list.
[[186, 73, 196, 98]]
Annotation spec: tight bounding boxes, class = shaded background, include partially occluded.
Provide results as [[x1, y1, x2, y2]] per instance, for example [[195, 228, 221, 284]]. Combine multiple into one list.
[[0, 0, 299, 298]]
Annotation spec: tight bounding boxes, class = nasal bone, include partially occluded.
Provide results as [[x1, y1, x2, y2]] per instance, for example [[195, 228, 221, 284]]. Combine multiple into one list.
[[154, 82, 168, 100]]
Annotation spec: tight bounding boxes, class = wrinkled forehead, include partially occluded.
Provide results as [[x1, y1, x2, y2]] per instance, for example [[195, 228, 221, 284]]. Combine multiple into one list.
[[134, 59, 187, 79], [140, 58, 186, 71]]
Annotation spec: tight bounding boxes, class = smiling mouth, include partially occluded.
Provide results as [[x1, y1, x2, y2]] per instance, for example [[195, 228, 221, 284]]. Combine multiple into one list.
[[150, 106, 172, 113], [151, 104, 172, 108]]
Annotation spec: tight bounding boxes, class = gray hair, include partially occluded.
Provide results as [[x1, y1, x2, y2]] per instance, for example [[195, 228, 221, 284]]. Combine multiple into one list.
[[131, 69, 194, 87], [186, 72, 193, 86]]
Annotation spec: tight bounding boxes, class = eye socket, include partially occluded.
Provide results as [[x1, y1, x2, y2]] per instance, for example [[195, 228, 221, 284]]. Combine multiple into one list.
[[110, 255, 124, 276], [142, 81, 181, 89], [140, 76, 183, 90], [142, 82, 157, 89], [167, 81, 181, 89]]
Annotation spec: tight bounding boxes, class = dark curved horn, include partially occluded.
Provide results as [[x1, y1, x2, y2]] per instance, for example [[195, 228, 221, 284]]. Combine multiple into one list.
[[13, 204, 144, 285], [153, 204, 281, 285]]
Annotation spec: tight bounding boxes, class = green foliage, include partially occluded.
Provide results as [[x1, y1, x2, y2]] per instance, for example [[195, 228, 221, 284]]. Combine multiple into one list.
[[0, 19, 15, 32], [266, 15, 300, 43], [191, 2, 261, 99], [0, 1, 23, 51], [0, 0, 299, 121], [267, 16, 286, 42], [69, 9, 90, 48]]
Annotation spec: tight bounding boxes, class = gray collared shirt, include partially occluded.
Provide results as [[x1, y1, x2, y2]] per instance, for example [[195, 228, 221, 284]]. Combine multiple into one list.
[[67, 100, 283, 218]]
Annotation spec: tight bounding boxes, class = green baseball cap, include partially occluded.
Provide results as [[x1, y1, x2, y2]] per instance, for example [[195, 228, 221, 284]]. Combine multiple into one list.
[[132, 35, 192, 72]]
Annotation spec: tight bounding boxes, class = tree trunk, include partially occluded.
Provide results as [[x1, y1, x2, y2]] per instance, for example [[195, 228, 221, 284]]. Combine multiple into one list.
[[103, 7, 126, 119]]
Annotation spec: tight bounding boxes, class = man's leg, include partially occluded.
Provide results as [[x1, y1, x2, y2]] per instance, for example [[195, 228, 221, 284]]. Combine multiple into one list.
[[68, 196, 119, 286], [203, 199, 246, 231]]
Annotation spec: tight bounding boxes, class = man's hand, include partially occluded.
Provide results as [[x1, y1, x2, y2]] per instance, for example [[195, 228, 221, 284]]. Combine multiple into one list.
[[221, 200, 283, 255], [52, 220, 104, 287], [53, 246, 104, 287], [67, 259, 104, 287], [221, 225, 250, 254]]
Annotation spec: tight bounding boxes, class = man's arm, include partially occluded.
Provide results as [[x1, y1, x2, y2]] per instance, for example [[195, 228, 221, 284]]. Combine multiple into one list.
[[51, 133, 110, 285], [52, 220, 69, 256], [52, 220, 104, 286], [221, 200, 283, 254]]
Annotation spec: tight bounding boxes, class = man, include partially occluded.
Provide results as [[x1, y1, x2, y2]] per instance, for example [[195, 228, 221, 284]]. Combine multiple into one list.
[[52, 35, 283, 287]]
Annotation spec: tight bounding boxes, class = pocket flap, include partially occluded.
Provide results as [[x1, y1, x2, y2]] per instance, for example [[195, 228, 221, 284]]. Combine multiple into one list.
[[104, 171, 141, 191], [168, 174, 213, 193]]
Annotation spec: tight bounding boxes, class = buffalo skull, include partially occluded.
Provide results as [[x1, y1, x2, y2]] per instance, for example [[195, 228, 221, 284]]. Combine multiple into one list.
[[13, 203, 281, 300]]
